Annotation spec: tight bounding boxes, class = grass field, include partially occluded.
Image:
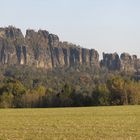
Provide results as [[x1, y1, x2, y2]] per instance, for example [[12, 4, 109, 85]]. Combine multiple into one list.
[[0, 106, 140, 140]]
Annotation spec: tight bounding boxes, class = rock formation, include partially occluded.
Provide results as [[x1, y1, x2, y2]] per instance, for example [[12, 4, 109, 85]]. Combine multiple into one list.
[[0, 26, 100, 70], [100, 52, 120, 71], [101, 52, 140, 74], [0, 26, 140, 75]]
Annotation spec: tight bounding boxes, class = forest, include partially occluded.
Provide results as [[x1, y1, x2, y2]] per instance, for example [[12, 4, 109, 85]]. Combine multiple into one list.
[[0, 66, 140, 108]]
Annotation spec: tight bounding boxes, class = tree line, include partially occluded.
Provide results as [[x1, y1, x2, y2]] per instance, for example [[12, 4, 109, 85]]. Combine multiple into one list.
[[0, 76, 140, 108]]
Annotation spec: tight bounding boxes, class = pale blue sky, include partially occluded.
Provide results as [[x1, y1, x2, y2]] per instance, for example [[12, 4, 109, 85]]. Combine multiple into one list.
[[0, 0, 140, 58]]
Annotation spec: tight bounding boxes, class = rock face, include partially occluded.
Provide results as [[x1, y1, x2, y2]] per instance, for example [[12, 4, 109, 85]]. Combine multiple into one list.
[[120, 53, 140, 74], [101, 53, 120, 71], [0, 26, 140, 74], [101, 52, 140, 74], [0, 26, 25, 65], [120, 53, 135, 72], [0, 26, 100, 70]]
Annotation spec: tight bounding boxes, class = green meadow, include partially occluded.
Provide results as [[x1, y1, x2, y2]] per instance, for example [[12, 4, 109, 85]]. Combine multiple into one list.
[[0, 106, 140, 140]]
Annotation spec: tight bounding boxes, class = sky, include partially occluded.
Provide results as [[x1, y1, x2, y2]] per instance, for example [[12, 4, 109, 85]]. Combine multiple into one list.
[[0, 0, 140, 58]]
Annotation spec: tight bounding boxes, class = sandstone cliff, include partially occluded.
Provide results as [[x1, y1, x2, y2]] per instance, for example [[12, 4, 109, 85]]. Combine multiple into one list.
[[0, 26, 99, 70], [0, 26, 140, 75], [101, 52, 140, 74]]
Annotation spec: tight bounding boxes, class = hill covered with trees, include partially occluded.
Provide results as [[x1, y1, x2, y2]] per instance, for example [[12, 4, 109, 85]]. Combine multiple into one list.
[[0, 26, 140, 108]]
